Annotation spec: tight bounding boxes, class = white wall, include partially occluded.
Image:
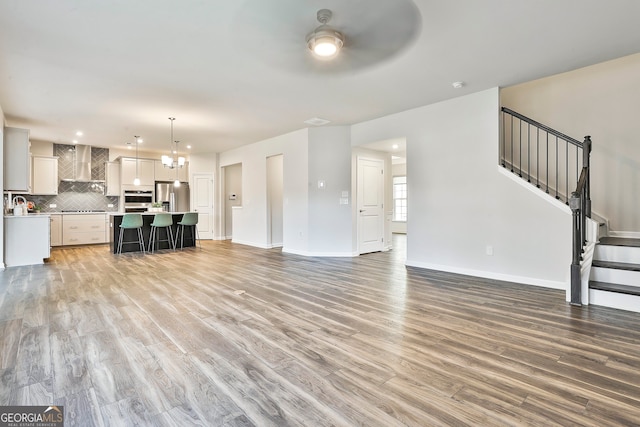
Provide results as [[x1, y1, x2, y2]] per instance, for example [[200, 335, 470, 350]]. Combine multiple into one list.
[[501, 53, 640, 233], [0, 103, 4, 268], [219, 129, 309, 252], [352, 88, 571, 289], [308, 126, 353, 255]]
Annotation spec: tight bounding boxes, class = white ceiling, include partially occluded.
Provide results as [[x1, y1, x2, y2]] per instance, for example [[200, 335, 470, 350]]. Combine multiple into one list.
[[1, 0, 639, 155]]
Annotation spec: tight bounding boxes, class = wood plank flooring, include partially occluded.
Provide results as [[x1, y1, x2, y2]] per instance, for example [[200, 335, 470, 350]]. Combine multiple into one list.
[[1, 236, 640, 426]]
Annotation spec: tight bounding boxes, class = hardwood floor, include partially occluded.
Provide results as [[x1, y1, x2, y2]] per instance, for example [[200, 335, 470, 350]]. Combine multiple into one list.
[[1, 236, 640, 426]]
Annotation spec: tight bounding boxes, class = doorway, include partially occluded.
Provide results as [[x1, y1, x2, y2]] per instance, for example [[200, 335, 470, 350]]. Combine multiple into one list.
[[267, 154, 284, 248], [357, 157, 384, 254], [222, 163, 242, 240], [192, 173, 214, 239]]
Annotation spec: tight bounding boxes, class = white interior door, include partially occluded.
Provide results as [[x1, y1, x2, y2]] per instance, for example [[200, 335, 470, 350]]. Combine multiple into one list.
[[357, 157, 384, 254], [192, 173, 213, 239]]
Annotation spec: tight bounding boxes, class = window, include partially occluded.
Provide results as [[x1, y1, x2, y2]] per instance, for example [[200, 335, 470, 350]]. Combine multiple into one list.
[[393, 176, 407, 222]]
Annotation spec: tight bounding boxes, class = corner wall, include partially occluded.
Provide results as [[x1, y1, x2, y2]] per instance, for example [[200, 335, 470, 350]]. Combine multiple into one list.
[[352, 88, 571, 289]]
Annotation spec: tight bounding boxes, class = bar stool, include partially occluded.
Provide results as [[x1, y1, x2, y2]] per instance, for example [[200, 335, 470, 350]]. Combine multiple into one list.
[[175, 212, 201, 249], [148, 213, 175, 253], [117, 213, 145, 254]]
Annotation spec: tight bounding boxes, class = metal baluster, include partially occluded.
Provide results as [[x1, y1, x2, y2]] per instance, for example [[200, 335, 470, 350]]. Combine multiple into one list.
[[546, 133, 549, 194], [510, 115, 514, 172], [519, 119, 522, 177], [501, 111, 505, 167], [556, 136, 559, 199], [527, 123, 531, 181], [565, 140, 569, 204], [536, 128, 540, 188]]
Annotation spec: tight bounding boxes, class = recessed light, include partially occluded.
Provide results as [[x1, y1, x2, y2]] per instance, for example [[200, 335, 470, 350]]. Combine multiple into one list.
[[137, 138, 143, 143], [76, 131, 83, 136], [392, 144, 399, 149], [186, 145, 191, 149], [452, 81, 465, 89], [72, 140, 78, 144], [304, 117, 331, 126]]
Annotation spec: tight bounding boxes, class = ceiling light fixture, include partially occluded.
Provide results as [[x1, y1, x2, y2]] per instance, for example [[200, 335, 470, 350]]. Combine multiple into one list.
[[307, 9, 344, 59], [162, 117, 185, 170], [452, 81, 465, 89]]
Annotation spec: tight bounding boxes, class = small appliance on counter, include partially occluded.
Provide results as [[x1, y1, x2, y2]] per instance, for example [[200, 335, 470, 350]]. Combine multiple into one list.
[[12, 196, 28, 216]]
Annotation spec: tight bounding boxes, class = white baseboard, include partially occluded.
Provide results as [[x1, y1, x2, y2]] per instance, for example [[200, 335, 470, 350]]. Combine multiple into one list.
[[405, 259, 567, 290]]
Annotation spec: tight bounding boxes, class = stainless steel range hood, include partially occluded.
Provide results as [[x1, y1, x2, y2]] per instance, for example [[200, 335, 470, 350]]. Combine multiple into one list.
[[60, 145, 105, 182]]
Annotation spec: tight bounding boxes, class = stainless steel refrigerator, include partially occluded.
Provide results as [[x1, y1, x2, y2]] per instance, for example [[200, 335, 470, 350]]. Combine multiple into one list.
[[155, 181, 190, 212]]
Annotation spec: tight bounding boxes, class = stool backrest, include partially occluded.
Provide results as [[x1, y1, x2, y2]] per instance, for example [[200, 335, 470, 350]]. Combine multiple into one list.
[[151, 213, 173, 227], [180, 212, 198, 226], [121, 213, 143, 229]]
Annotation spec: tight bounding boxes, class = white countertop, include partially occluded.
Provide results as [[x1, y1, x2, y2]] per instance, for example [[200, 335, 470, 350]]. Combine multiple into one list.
[[4, 213, 51, 219]]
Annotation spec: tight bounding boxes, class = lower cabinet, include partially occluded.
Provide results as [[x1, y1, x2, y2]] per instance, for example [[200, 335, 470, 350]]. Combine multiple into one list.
[[50, 214, 62, 247], [62, 214, 108, 245]]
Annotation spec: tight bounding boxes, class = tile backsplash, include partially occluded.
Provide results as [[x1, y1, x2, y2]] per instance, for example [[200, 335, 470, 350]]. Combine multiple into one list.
[[25, 144, 119, 212]]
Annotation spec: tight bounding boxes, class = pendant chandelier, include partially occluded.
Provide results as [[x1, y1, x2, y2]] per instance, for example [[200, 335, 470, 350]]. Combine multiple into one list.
[[133, 135, 142, 186], [161, 117, 185, 169]]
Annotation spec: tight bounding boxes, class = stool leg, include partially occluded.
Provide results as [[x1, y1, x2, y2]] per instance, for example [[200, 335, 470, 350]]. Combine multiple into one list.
[[195, 224, 201, 249], [167, 226, 175, 250], [138, 227, 145, 254], [117, 227, 124, 254]]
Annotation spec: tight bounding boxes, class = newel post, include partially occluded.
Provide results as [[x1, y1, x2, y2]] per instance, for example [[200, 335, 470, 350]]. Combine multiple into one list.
[[569, 191, 582, 306], [583, 136, 592, 218]]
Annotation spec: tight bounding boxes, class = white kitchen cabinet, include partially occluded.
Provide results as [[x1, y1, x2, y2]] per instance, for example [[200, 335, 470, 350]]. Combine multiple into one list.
[[32, 156, 59, 195], [3, 127, 31, 192], [121, 157, 154, 186], [105, 161, 121, 196], [4, 215, 50, 266], [154, 159, 189, 182], [63, 213, 107, 245], [50, 214, 62, 246]]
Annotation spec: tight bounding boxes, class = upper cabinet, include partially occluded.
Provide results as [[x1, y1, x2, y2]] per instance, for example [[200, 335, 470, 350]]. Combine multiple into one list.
[[120, 157, 154, 186], [32, 156, 59, 195], [105, 161, 121, 196], [3, 127, 32, 192], [154, 160, 189, 182]]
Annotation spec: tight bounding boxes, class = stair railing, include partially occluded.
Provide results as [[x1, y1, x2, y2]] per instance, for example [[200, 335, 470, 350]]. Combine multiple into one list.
[[501, 107, 591, 305], [501, 107, 586, 204]]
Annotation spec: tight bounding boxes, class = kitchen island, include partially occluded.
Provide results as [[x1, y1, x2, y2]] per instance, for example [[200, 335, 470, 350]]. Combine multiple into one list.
[[109, 212, 195, 253], [4, 213, 51, 267]]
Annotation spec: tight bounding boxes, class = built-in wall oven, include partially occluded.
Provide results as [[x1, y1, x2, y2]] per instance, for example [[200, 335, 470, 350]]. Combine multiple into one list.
[[123, 189, 153, 213]]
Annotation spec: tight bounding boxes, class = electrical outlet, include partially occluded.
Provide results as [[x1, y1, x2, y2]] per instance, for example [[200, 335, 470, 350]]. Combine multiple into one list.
[[107, 204, 114, 208], [49, 204, 57, 208], [486, 245, 494, 256]]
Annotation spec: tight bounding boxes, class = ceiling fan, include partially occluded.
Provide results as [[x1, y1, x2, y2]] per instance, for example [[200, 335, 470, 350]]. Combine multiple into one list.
[[232, 0, 422, 73]]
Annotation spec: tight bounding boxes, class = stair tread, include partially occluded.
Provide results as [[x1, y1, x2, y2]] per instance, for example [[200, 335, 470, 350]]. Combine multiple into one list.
[[592, 260, 640, 272], [599, 237, 640, 248], [589, 280, 640, 296]]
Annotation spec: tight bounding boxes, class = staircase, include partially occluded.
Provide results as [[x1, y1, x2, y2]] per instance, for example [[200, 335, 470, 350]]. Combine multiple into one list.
[[589, 237, 640, 313], [501, 107, 640, 312]]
